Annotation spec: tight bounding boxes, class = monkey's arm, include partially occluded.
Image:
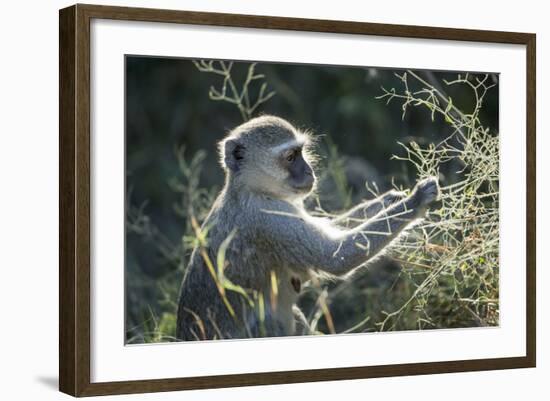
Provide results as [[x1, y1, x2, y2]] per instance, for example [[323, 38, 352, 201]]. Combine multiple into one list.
[[262, 178, 438, 276], [332, 190, 407, 228]]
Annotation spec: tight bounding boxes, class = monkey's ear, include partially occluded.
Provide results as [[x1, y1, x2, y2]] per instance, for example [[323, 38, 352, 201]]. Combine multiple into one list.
[[220, 138, 245, 172]]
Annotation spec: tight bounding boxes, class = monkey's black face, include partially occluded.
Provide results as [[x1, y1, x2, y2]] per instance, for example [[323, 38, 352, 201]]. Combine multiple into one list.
[[220, 118, 317, 200], [281, 146, 315, 194]]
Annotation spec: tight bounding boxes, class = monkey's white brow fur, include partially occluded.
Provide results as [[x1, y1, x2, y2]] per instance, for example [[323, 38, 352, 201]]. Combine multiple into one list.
[[270, 138, 307, 154]]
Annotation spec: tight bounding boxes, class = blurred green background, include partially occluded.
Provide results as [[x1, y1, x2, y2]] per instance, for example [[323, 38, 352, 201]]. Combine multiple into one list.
[[125, 56, 499, 343]]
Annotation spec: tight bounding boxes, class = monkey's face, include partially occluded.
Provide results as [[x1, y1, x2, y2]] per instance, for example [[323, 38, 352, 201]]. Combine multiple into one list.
[[220, 116, 317, 201], [233, 140, 316, 201]]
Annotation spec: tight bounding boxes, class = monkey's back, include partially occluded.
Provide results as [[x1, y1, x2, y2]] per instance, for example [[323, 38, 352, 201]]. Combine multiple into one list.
[[176, 192, 297, 340]]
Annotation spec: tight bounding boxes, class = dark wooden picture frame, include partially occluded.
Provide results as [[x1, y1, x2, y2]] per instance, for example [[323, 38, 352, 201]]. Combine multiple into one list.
[[59, 3, 536, 397]]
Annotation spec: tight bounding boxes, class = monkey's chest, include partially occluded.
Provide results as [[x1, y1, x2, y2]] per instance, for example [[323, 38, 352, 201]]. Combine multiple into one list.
[[290, 276, 301, 293], [269, 269, 306, 330]]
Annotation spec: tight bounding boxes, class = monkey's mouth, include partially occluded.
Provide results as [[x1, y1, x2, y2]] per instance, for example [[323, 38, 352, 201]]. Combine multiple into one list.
[[291, 177, 315, 193]]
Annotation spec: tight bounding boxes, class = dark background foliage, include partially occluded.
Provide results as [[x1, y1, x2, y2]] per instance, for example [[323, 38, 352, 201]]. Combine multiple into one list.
[[125, 56, 498, 342]]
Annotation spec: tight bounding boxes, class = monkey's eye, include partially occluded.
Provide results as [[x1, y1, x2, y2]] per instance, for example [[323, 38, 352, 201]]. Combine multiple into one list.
[[286, 149, 299, 163]]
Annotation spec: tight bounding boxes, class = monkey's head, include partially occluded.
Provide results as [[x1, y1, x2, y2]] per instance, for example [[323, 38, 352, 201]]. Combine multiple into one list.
[[219, 115, 317, 200]]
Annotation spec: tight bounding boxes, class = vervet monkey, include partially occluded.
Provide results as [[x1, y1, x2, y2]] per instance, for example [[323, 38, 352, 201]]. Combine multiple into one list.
[[176, 115, 439, 340]]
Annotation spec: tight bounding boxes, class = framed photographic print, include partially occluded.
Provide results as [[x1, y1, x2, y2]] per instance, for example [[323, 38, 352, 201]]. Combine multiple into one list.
[[59, 4, 536, 397]]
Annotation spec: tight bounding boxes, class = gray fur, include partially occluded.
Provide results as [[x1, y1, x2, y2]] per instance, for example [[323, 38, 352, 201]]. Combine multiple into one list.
[[176, 115, 439, 341]]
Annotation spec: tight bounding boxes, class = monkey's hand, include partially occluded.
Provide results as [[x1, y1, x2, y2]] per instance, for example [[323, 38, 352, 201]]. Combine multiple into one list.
[[411, 177, 440, 211]]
